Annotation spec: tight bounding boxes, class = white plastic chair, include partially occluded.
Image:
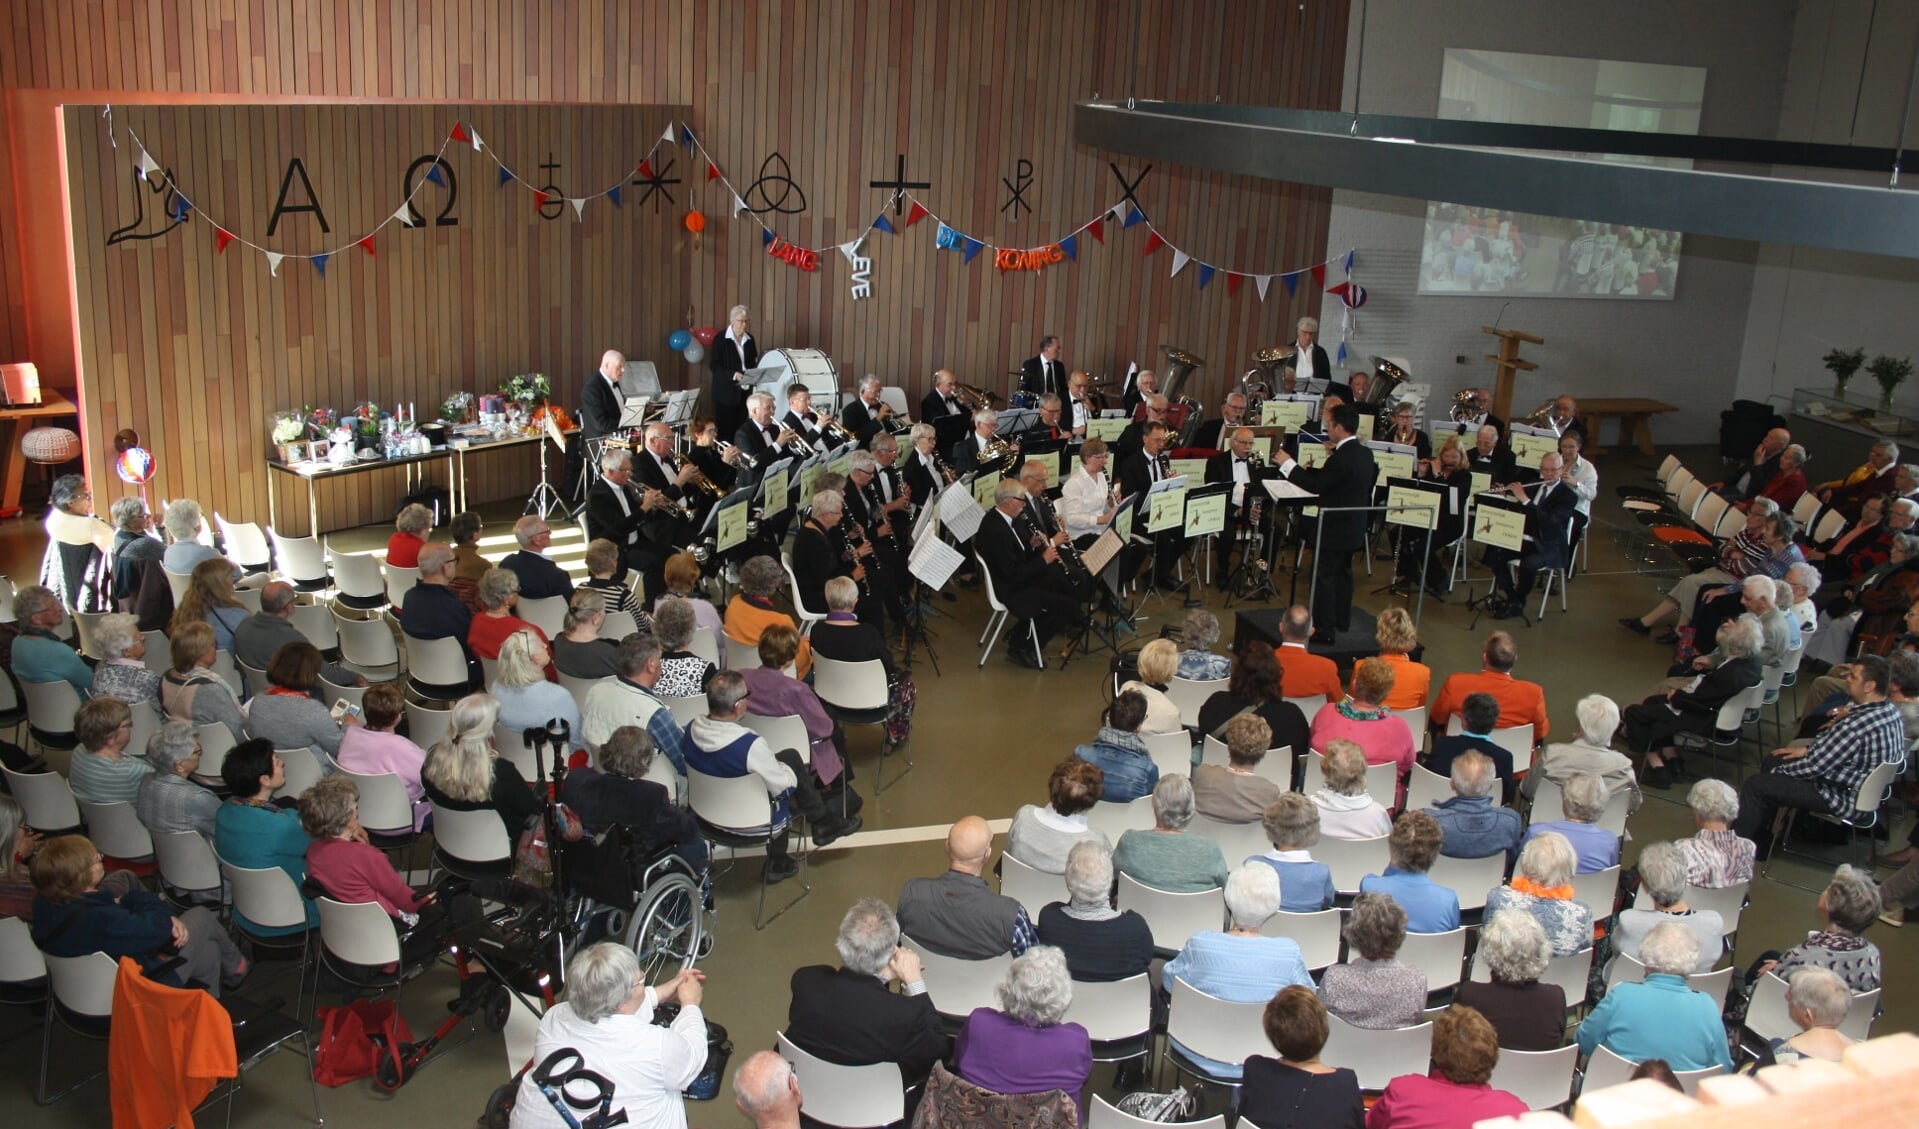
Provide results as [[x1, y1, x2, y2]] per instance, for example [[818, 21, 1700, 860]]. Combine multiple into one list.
[[37, 951, 119, 1103], [516, 595, 568, 639], [740, 712, 813, 764], [599, 611, 640, 640], [1744, 970, 1879, 1043], [428, 802, 513, 877], [1299, 751, 1397, 810], [687, 626, 722, 668], [1633, 880, 1749, 937], [77, 801, 153, 861], [1, 766, 82, 833], [1488, 1043, 1579, 1110], [1391, 705, 1430, 751], [1166, 677, 1227, 730], [1086, 798, 1157, 841], [404, 634, 472, 699], [326, 547, 388, 612], [267, 527, 328, 590], [998, 852, 1061, 920], [333, 610, 401, 678], [491, 722, 542, 780], [214, 513, 274, 573], [1066, 973, 1153, 1063], [687, 767, 809, 929], [722, 633, 763, 671], [272, 747, 326, 801], [778, 552, 828, 634], [1429, 853, 1509, 913], [1320, 1013, 1434, 1091], [1404, 764, 1452, 813], [1142, 730, 1195, 778], [219, 856, 314, 1015], [557, 672, 610, 716], [662, 694, 707, 728], [1315, 834, 1390, 895], [1198, 735, 1292, 786], [1396, 927, 1468, 992], [812, 655, 909, 790], [152, 829, 222, 902], [977, 564, 1038, 668], [775, 1032, 905, 1129], [1529, 776, 1630, 837], [1163, 977, 1272, 1089], [341, 770, 419, 839], [1260, 908, 1343, 970], [315, 896, 403, 973], [69, 609, 109, 661], [1283, 693, 1328, 718], [1116, 872, 1224, 954], [20, 678, 83, 750], [1604, 951, 1733, 1003], [379, 559, 420, 609], [900, 937, 1011, 1021], [192, 723, 237, 787], [1089, 1097, 1227, 1129], [1568, 865, 1622, 923], [1470, 946, 1592, 1009], [1189, 813, 1269, 867], [289, 602, 338, 652]]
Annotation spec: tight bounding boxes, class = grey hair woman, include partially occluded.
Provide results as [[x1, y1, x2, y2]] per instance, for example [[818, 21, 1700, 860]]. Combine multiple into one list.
[[1771, 967, 1855, 1064], [520, 942, 708, 1115], [1255, 793, 1335, 912], [738, 555, 786, 598], [477, 566, 520, 612], [1311, 738, 1392, 840], [1677, 778, 1754, 889], [1113, 774, 1230, 894], [1484, 831, 1593, 957], [1036, 841, 1155, 983], [1317, 892, 1426, 1029], [951, 945, 1092, 1096], [1177, 608, 1229, 680], [1612, 841, 1723, 974], [90, 611, 162, 707], [650, 597, 719, 698], [1454, 909, 1567, 1051], [421, 693, 543, 831], [1762, 864, 1883, 993]]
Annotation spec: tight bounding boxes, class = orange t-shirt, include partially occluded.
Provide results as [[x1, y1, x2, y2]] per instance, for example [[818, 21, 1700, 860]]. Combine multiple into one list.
[[1431, 669, 1549, 739], [1360, 651, 1432, 710], [1274, 643, 1343, 701]]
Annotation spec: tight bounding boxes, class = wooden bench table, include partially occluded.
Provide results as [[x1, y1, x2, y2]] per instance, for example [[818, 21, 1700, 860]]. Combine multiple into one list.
[[1578, 397, 1678, 456]]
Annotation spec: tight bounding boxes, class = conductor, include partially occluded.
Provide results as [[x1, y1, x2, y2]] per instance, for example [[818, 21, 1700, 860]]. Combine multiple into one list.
[[1270, 403, 1376, 644]]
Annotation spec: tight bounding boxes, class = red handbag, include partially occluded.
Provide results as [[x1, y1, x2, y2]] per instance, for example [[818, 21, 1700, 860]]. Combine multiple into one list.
[[312, 999, 413, 1087]]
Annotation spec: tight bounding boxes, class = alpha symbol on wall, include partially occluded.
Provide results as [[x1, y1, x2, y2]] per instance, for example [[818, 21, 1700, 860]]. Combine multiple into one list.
[[1001, 159, 1034, 220], [1109, 162, 1152, 215], [266, 157, 331, 237], [869, 153, 931, 215], [537, 153, 567, 220], [107, 167, 189, 245], [741, 152, 808, 215], [631, 156, 681, 210]]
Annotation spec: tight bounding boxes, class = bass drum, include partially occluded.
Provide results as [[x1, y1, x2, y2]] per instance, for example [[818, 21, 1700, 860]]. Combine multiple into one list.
[[759, 347, 841, 414]]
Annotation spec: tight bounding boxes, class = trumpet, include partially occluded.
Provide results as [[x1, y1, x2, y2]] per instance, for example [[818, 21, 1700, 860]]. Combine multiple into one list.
[[776, 426, 816, 460], [816, 411, 858, 447], [643, 486, 694, 522], [670, 453, 725, 500], [717, 439, 758, 470]]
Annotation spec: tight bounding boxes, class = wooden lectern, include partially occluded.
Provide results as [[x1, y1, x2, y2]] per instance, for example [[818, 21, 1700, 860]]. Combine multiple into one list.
[[1481, 325, 1543, 422]]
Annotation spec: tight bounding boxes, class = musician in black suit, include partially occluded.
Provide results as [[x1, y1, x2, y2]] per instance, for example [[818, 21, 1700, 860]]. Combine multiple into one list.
[[1466, 424, 1518, 483], [975, 479, 1081, 669], [1457, 388, 1508, 446], [1548, 395, 1588, 446], [1019, 335, 1067, 398], [631, 422, 706, 520], [685, 415, 742, 493], [840, 375, 890, 447], [903, 424, 948, 510], [783, 386, 839, 454], [1192, 391, 1250, 451], [844, 451, 910, 630], [709, 304, 759, 442], [580, 349, 627, 442], [590, 446, 684, 602], [1483, 451, 1578, 610], [1118, 421, 1187, 590], [792, 490, 875, 625], [1271, 403, 1377, 642], [733, 392, 788, 485], [1380, 401, 1433, 460], [1114, 394, 1168, 466], [1019, 395, 1069, 445], [1283, 317, 1333, 391], [920, 368, 969, 424], [1121, 369, 1158, 415], [1015, 459, 1094, 605], [950, 408, 1010, 476], [1401, 438, 1474, 595]]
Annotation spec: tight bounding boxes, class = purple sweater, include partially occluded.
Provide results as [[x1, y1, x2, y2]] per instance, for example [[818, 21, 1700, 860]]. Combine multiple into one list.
[[953, 1008, 1092, 1101]]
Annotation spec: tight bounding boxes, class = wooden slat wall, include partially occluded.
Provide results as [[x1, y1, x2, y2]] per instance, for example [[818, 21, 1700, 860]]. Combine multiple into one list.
[[10, 0, 1350, 531]]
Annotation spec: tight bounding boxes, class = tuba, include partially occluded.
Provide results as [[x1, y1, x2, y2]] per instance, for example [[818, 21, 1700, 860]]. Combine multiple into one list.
[[1447, 388, 1482, 423], [1522, 399, 1561, 432], [1159, 345, 1206, 403], [1364, 356, 1409, 406]]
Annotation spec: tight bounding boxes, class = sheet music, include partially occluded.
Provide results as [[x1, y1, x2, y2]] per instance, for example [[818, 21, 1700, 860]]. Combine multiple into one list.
[[908, 524, 967, 589], [1263, 478, 1317, 501], [1082, 525, 1125, 575], [939, 482, 986, 542], [1471, 498, 1528, 552], [1146, 475, 1189, 534], [1384, 478, 1442, 531], [911, 484, 943, 543]]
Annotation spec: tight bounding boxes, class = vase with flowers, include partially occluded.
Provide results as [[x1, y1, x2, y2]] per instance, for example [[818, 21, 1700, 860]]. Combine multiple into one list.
[[1824, 347, 1866, 400], [1869, 353, 1913, 412]]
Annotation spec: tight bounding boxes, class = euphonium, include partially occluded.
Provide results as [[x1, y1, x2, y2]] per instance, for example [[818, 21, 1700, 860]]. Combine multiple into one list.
[[1448, 388, 1482, 423], [954, 383, 1002, 412]]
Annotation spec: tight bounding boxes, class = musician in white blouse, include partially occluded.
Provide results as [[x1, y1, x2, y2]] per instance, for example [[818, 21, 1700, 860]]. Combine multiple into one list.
[[1060, 439, 1121, 548]]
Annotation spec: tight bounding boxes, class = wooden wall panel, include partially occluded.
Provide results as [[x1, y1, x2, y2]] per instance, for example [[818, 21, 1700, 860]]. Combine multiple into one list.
[[10, 0, 1349, 530]]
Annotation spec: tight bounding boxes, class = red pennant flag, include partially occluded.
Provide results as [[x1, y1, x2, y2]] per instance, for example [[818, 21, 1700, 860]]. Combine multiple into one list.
[[905, 200, 930, 227], [1088, 218, 1104, 244], [636, 159, 654, 180], [449, 121, 470, 143], [706, 162, 721, 182], [1226, 272, 1244, 297], [533, 190, 550, 211], [1311, 263, 1327, 287], [357, 234, 376, 257], [213, 228, 234, 254], [1142, 231, 1165, 256]]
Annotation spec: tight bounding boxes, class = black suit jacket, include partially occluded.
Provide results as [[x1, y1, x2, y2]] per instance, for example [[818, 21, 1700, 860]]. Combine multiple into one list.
[[1674, 656, 1764, 718], [903, 452, 941, 509], [400, 583, 474, 657], [1280, 439, 1376, 552], [1468, 446, 1518, 483], [500, 550, 575, 602], [709, 333, 759, 409], [975, 508, 1049, 590], [1286, 344, 1334, 388], [921, 389, 966, 422], [1205, 451, 1269, 491], [580, 373, 623, 440], [1192, 417, 1248, 452], [950, 432, 997, 476], [840, 397, 885, 446], [1020, 355, 1065, 397], [632, 448, 707, 530], [734, 418, 785, 487], [786, 965, 949, 1083], [585, 478, 648, 549], [1523, 480, 1578, 568], [790, 525, 849, 613]]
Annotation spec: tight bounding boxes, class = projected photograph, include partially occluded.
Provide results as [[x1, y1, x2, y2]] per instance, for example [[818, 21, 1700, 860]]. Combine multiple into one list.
[[1418, 49, 1705, 300]]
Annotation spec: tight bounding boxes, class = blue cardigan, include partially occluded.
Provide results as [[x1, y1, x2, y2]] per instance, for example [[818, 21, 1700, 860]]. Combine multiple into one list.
[[1576, 973, 1734, 1073]]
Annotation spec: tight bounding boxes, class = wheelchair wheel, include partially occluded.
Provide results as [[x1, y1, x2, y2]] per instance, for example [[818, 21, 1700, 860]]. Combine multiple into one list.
[[482, 983, 513, 1033], [625, 871, 704, 981], [482, 1082, 517, 1129]]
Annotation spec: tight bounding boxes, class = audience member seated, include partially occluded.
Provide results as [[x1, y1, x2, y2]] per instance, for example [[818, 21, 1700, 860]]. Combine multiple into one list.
[[1453, 910, 1566, 1051], [954, 946, 1092, 1100], [1117, 639, 1185, 736], [68, 696, 150, 804], [108, 497, 163, 606], [1523, 693, 1641, 815], [752, 625, 862, 790], [1193, 714, 1282, 823], [653, 597, 719, 698], [160, 622, 246, 742], [1318, 892, 1427, 1030], [999, 762, 1108, 882], [1249, 793, 1336, 912], [421, 693, 543, 834], [660, 550, 725, 635], [400, 544, 475, 661], [810, 575, 918, 746], [30, 833, 247, 996], [511, 944, 707, 1129], [1161, 864, 1316, 1082], [234, 582, 361, 691], [1311, 740, 1393, 840], [490, 629, 582, 760], [1485, 833, 1592, 957], [170, 558, 249, 654], [1611, 842, 1723, 975], [1630, 617, 1765, 788], [386, 503, 431, 568], [1576, 922, 1734, 1073], [786, 897, 948, 1088], [1803, 495, 1897, 585], [1176, 608, 1231, 681], [1273, 605, 1343, 701], [301, 775, 442, 966], [1367, 1006, 1527, 1129], [1522, 772, 1620, 874], [579, 539, 644, 621], [1757, 968, 1855, 1065], [214, 739, 317, 935], [1686, 515, 1807, 648], [1370, 607, 1432, 709], [1676, 779, 1756, 889], [580, 635, 692, 778], [1360, 812, 1460, 934], [12, 584, 91, 695], [897, 816, 1036, 959], [1814, 438, 1900, 520], [561, 725, 705, 870], [448, 511, 490, 586], [552, 590, 622, 679], [1113, 774, 1229, 894], [1425, 692, 1513, 802], [685, 671, 856, 885], [1036, 841, 1154, 982], [724, 556, 814, 678], [1073, 689, 1160, 803], [1430, 632, 1550, 739], [1312, 658, 1417, 807], [334, 681, 429, 832], [1750, 864, 1881, 994], [1623, 497, 1777, 639], [90, 612, 161, 707], [246, 641, 350, 764], [732, 1051, 803, 1129], [1239, 987, 1365, 1129], [159, 498, 223, 575], [1196, 644, 1312, 762], [0, 795, 41, 919], [499, 515, 575, 602], [468, 566, 547, 665], [1425, 751, 1523, 863], [136, 721, 221, 842]]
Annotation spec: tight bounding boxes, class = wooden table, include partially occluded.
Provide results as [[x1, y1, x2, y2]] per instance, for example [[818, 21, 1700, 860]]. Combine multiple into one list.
[[266, 448, 454, 539], [1577, 397, 1678, 456], [0, 390, 78, 516]]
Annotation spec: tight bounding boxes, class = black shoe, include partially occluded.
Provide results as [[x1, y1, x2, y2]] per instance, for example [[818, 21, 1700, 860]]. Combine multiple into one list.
[[1619, 617, 1651, 636], [1644, 763, 1673, 789], [956, 572, 982, 588], [813, 815, 863, 847], [1008, 644, 1046, 670], [763, 856, 801, 884], [1113, 1059, 1146, 1090], [1655, 630, 1680, 645]]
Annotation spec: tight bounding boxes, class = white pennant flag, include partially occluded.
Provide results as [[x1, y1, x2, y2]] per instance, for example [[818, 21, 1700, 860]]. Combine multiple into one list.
[[1255, 274, 1274, 301], [569, 197, 587, 220], [1109, 200, 1129, 223], [1170, 250, 1191, 277], [839, 237, 866, 263], [264, 251, 285, 277], [135, 145, 160, 181], [393, 202, 416, 227], [660, 121, 676, 145], [732, 194, 748, 217], [470, 128, 485, 153]]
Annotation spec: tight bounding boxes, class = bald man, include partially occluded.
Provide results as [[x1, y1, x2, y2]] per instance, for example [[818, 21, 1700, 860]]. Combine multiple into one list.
[[895, 816, 1037, 959], [920, 368, 967, 422], [733, 1052, 804, 1129], [581, 349, 627, 442]]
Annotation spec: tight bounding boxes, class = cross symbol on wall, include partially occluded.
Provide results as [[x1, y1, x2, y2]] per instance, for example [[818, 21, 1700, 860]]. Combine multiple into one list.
[[869, 153, 932, 215]]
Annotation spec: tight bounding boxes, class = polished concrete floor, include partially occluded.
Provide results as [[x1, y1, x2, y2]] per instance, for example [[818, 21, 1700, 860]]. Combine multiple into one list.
[[1, 443, 1911, 1127]]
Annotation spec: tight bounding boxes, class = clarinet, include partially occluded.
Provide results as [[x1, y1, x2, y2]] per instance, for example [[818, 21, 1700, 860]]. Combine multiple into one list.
[[842, 517, 878, 602], [1035, 492, 1093, 586]]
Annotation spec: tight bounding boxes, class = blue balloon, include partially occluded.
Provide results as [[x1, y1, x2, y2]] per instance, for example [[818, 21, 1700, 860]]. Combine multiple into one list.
[[668, 329, 692, 351]]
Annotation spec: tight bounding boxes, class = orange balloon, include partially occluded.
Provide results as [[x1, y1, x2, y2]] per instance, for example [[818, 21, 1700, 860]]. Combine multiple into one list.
[[684, 211, 707, 233]]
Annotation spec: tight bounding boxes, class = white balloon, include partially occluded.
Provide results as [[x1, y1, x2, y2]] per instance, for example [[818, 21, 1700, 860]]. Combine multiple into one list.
[[682, 341, 706, 364]]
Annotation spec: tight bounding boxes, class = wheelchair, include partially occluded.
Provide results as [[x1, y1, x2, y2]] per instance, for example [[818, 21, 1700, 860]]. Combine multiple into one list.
[[561, 823, 713, 983]]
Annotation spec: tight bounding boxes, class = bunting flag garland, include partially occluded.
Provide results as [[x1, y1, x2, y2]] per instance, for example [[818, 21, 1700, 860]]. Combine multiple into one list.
[[569, 197, 587, 220], [1109, 201, 1130, 223], [392, 202, 416, 227], [872, 214, 894, 235], [1256, 274, 1274, 301], [962, 237, 985, 264], [1328, 253, 1365, 366], [264, 251, 284, 276], [660, 121, 676, 146], [1283, 273, 1298, 297], [1226, 272, 1244, 297], [532, 189, 549, 211], [1142, 231, 1166, 256], [636, 159, 654, 180], [1170, 249, 1191, 276], [706, 162, 722, 182], [679, 125, 695, 150], [311, 253, 329, 279], [731, 194, 748, 217], [761, 228, 776, 247], [468, 128, 485, 153], [449, 122, 470, 144], [1310, 263, 1326, 287], [425, 163, 446, 187], [1123, 206, 1146, 229], [1059, 233, 1078, 261], [136, 145, 160, 181], [1087, 218, 1104, 244], [606, 184, 622, 207], [170, 194, 193, 222], [1197, 264, 1215, 290], [905, 200, 929, 227], [497, 167, 514, 187], [214, 228, 235, 254], [357, 234, 376, 256]]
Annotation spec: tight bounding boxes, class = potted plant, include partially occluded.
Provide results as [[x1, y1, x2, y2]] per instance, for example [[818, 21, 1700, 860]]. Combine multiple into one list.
[[1824, 347, 1866, 399], [501, 372, 551, 413], [270, 411, 307, 462], [351, 401, 384, 452], [440, 391, 476, 424], [1869, 353, 1913, 411]]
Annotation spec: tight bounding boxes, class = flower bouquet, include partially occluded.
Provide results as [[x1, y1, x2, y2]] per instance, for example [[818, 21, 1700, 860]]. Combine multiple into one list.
[[1824, 347, 1866, 399], [1869, 353, 1913, 411], [501, 372, 551, 410]]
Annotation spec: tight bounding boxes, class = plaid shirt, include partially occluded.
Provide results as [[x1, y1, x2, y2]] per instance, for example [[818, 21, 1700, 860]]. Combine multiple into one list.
[[1010, 906, 1039, 956], [1777, 698, 1906, 814]]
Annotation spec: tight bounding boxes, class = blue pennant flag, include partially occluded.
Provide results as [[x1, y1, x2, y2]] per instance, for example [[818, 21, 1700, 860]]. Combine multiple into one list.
[[680, 125, 695, 150], [1283, 272, 1299, 297], [1344, 249, 1355, 272], [495, 166, 512, 188], [606, 184, 622, 207], [1197, 264, 1216, 290], [311, 253, 329, 280], [422, 163, 444, 188], [170, 194, 193, 222], [762, 228, 776, 247], [1122, 207, 1146, 228], [872, 214, 895, 235], [963, 238, 984, 264], [1059, 234, 1078, 261], [1336, 342, 1347, 365]]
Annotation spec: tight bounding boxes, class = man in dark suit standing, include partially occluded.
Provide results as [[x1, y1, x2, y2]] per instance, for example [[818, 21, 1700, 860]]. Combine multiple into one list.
[[974, 479, 1079, 669], [785, 898, 949, 1088], [709, 304, 759, 443], [580, 349, 627, 443], [1270, 403, 1376, 642], [1484, 451, 1577, 611], [1283, 317, 1333, 391], [1019, 334, 1066, 398]]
